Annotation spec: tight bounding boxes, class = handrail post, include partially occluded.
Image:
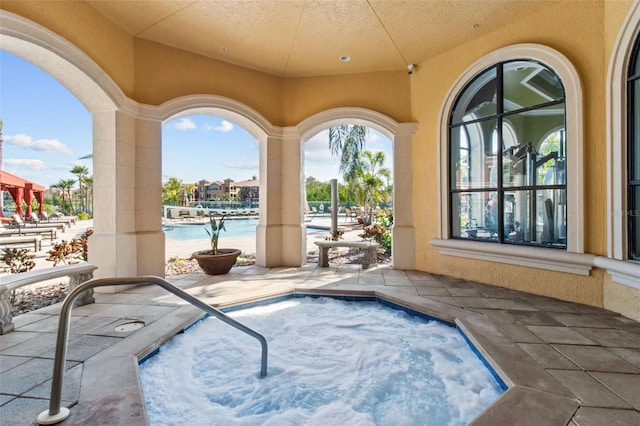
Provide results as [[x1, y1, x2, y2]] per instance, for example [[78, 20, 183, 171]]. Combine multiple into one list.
[[37, 275, 268, 425]]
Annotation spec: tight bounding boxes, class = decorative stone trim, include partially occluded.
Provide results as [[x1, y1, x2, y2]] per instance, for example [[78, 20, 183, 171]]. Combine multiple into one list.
[[594, 257, 640, 289], [429, 238, 595, 276], [0, 263, 97, 334]]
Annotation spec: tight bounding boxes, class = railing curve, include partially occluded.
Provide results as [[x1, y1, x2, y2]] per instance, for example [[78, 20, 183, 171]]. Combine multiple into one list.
[[37, 275, 268, 425]]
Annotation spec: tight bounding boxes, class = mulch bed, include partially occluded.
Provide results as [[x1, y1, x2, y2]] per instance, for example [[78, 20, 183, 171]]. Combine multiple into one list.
[[10, 249, 391, 316]]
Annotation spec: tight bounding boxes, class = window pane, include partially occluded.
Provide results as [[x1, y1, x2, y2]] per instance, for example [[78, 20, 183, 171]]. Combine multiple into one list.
[[504, 191, 530, 243], [633, 80, 640, 181], [536, 189, 567, 248], [502, 104, 566, 187], [504, 189, 566, 248], [630, 186, 640, 260], [451, 120, 498, 190], [503, 61, 564, 112], [451, 67, 497, 124], [451, 192, 498, 241], [634, 49, 640, 76]]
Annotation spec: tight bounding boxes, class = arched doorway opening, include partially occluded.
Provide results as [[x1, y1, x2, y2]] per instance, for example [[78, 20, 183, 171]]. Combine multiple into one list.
[[297, 108, 418, 270], [160, 113, 260, 266], [303, 125, 394, 264]]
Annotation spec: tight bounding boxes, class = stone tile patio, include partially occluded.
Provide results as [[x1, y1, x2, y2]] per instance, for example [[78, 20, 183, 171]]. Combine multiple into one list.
[[1, 264, 639, 425]]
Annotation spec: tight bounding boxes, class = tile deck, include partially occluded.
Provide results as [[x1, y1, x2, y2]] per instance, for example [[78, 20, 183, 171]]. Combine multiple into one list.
[[1, 264, 640, 425]]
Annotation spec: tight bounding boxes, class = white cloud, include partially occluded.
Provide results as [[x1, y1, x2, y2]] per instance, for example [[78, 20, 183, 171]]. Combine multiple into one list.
[[224, 161, 259, 169], [3, 158, 47, 170], [4, 133, 72, 155], [214, 120, 234, 133], [174, 118, 197, 130]]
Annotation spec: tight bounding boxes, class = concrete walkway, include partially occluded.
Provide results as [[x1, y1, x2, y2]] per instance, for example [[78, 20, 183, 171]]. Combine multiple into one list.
[[1, 219, 640, 425]]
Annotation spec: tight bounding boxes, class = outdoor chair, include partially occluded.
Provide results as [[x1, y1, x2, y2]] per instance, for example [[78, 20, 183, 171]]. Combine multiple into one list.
[[40, 211, 77, 224], [0, 234, 42, 252], [12, 214, 67, 232], [29, 212, 74, 227], [344, 208, 357, 222], [0, 224, 57, 240]]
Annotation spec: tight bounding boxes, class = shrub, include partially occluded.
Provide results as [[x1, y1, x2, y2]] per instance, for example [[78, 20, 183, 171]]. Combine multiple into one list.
[[0, 248, 35, 274], [359, 212, 393, 254], [46, 229, 93, 266]]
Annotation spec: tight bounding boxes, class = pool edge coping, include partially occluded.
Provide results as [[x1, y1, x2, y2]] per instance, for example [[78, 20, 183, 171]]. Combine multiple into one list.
[[68, 287, 580, 425]]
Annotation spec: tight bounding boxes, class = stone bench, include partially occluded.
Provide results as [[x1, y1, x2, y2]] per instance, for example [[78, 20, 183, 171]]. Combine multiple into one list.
[[314, 240, 380, 269], [0, 235, 42, 252], [0, 263, 97, 334]]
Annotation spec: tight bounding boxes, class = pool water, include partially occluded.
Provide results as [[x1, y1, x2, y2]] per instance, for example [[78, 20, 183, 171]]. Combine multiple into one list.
[[163, 218, 325, 240], [139, 297, 504, 426], [163, 219, 259, 240]]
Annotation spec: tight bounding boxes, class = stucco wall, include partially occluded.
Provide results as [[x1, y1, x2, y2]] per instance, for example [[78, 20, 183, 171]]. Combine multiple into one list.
[[410, 1, 609, 305], [1, 0, 136, 95], [282, 71, 412, 126], [132, 39, 285, 125]]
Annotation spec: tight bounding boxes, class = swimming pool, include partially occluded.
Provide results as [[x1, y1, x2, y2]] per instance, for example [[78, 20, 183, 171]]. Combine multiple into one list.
[[163, 219, 258, 240], [139, 296, 504, 425], [163, 218, 325, 240]]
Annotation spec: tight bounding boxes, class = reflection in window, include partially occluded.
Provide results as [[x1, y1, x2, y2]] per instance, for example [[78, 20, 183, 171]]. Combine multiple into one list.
[[449, 60, 567, 248]]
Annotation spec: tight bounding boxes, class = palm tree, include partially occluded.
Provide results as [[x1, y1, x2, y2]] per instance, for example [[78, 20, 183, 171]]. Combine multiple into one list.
[[70, 165, 89, 212], [356, 150, 391, 224], [328, 125, 368, 184], [54, 178, 76, 215], [83, 176, 93, 215], [162, 177, 183, 205]]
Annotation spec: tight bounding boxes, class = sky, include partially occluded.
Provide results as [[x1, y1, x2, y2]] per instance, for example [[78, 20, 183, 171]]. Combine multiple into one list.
[[1, 50, 393, 188]]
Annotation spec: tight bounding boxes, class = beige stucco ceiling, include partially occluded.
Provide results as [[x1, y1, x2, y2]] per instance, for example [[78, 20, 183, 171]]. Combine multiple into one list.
[[85, 0, 559, 78]]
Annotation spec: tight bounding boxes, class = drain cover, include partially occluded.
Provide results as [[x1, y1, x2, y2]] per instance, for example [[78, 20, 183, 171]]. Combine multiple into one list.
[[114, 320, 145, 332]]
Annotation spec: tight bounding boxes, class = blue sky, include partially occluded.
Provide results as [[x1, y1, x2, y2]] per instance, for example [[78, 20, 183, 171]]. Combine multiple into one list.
[[1, 50, 392, 188]]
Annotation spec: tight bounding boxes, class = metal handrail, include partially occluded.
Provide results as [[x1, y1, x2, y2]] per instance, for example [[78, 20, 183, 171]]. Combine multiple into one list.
[[37, 275, 268, 425]]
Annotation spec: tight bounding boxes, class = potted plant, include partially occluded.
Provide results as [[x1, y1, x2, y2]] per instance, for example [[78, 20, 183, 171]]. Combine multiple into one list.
[[192, 214, 241, 275]]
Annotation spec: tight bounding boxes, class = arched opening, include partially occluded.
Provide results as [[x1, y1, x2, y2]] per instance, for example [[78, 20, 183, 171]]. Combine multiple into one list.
[[155, 97, 273, 268], [0, 50, 93, 220], [297, 108, 418, 270], [0, 11, 140, 280], [303, 125, 394, 265], [160, 113, 260, 268]]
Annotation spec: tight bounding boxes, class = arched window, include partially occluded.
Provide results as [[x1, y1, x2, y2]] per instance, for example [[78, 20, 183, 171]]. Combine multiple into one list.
[[449, 60, 567, 249], [627, 39, 640, 261]]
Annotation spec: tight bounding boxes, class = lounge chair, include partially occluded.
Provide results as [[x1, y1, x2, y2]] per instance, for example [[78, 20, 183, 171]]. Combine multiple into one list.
[[0, 234, 42, 252], [0, 224, 57, 240], [344, 208, 357, 222], [39, 211, 77, 224], [11, 214, 66, 232], [29, 212, 73, 228]]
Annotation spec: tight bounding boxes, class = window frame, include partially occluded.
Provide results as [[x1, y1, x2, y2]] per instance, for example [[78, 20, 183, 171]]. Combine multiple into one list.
[[627, 38, 640, 261], [448, 60, 568, 249], [432, 44, 587, 275]]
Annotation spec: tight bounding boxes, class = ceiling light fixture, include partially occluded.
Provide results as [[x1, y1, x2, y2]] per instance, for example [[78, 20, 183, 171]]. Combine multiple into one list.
[[339, 55, 351, 62]]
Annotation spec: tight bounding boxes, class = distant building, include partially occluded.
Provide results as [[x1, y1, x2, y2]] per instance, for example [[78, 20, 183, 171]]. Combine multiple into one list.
[[234, 176, 259, 202], [195, 176, 259, 202]]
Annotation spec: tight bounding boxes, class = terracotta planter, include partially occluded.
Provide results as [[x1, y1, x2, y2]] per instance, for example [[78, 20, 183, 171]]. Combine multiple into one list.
[[192, 248, 241, 275]]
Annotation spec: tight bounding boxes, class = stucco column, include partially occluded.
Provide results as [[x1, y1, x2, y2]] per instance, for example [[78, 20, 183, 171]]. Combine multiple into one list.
[[135, 116, 165, 276], [89, 109, 164, 284], [256, 128, 305, 267], [90, 109, 137, 283], [281, 127, 305, 266], [392, 123, 418, 270], [257, 131, 284, 267]]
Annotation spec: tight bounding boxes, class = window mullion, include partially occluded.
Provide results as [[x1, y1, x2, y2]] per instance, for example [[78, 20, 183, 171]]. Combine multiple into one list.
[[497, 64, 505, 242]]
